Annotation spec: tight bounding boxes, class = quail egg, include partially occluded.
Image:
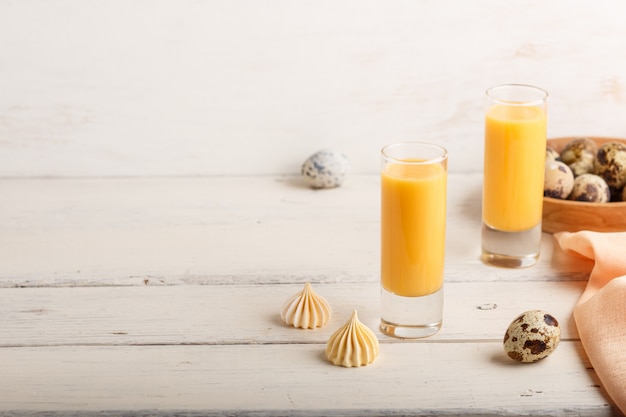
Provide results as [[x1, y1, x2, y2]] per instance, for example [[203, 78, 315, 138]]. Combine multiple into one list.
[[546, 147, 560, 162], [569, 173, 610, 203], [503, 310, 561, 363], [560, 137, 597, 176], [301, 149, 349, 189], [595, 141, 626, 191], [544, 160, 574, 199]]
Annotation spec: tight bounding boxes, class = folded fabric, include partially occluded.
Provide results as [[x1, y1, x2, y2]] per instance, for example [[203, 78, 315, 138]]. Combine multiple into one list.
[[555, 231, 626, 415]]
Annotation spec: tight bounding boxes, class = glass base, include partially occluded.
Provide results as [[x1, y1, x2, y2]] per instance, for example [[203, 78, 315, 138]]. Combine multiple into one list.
[[481, 222, 541, 268], [380, 287, 443, 339]]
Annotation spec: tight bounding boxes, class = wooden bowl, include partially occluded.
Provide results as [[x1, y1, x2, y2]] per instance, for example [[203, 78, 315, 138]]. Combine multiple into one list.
[[542, 136, 626, 234]]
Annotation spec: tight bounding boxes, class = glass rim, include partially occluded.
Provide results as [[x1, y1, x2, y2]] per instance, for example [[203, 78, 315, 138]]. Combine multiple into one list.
[[486, 83, 548, 107], [381, 141, 448, 165]]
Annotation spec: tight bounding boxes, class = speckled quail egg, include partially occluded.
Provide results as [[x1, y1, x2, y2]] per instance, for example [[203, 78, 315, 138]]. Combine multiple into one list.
[[301, 149, 349, 189], [569, 173, 610, 203], [546, 147, 560, 162], [560, 137, 597, 177], [503, 310, 561, 363], [544, 160, 574, 199], [595, 141, 626, 192]]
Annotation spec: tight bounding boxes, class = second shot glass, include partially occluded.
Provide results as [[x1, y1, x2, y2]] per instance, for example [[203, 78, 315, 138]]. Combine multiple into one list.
[[481, 84, 548, 268]]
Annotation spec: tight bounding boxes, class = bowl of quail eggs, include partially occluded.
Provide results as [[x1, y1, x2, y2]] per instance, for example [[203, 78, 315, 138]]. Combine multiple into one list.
[[542, 137, 626, 233]]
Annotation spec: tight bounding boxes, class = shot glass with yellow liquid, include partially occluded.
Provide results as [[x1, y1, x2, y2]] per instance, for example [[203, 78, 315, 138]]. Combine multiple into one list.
[[481, 84, 548, 268], [380, 142, 447, 339]]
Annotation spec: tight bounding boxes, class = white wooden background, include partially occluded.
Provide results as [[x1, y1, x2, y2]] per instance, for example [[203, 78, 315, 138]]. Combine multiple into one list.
[[2, 1, 626, 415], [1, 0, 626, 177]]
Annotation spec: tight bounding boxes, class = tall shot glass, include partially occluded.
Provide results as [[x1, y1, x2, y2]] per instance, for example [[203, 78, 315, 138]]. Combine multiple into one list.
[[481, 84, 548, 268], [380, 142, 448, 339]]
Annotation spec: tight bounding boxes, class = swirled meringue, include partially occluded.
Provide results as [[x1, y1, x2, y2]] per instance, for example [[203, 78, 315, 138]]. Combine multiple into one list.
[[280, 282, 332, 329], [326, 310, 379, 367]]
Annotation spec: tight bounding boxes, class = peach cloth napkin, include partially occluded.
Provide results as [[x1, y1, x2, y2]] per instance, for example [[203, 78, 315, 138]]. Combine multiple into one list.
[[555, 231, 626, 414]]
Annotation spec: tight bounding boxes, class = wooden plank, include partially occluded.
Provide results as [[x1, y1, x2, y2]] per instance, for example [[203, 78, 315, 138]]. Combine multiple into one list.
[[0, 281, 584, 347], [0, 174, 604, 415], [1, 1, 626, 177], [0, 175, 593, 287], [0, 342, 616, 415]]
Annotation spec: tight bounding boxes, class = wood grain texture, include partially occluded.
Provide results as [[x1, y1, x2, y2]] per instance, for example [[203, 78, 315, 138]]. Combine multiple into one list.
[[0, 175, 616, 415], [1, 1, 626, 177], [0, 281, 584, 347], [0, 175, 593, 287], [1, 1, 624, 414], [0, 343, 616, 415]]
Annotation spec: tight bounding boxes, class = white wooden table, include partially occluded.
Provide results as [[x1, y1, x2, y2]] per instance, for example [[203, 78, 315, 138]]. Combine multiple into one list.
[[0, 174, 621, 416], [3, 0, 626, 414]]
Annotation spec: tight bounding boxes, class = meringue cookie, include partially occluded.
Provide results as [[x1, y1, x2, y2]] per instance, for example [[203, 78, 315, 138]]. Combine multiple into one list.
[[281, 282, 332, 329], [326, 310, 379, 367]]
